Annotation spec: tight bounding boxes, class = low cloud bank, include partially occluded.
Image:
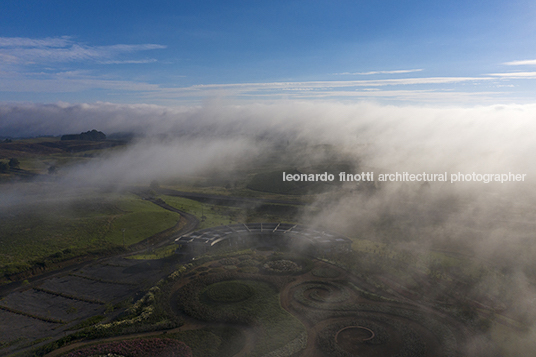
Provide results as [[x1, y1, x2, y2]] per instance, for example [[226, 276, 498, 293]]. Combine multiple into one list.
[[2, 100, 536, 350]]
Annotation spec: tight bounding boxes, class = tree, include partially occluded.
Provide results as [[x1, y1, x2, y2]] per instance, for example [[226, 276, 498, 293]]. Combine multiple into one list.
[[8, 158, 20, 169], [61, 129, 106, 141], [48, 165, 57, 175], [0, 161, 8, 173]]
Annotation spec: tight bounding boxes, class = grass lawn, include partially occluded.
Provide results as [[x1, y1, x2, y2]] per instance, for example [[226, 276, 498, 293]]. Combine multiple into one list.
[[197, 279, 306, 357], [126, 243, 178, 260], [160, 195, 300, 228], [105, 195, 180, 245], [0, 192, 179, 278], [160, 195, 238, 229]]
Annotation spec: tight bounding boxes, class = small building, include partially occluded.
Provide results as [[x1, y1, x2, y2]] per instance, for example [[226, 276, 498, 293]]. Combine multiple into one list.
[[174, 223, 352, 259]]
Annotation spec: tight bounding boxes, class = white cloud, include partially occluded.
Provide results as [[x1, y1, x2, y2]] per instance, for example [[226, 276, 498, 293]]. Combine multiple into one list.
[[274, 89, 504, 103], [503, 59, 536, 66], [335, 69, 424, 75], [181, 77, 489, 91], [488, 72, 536, 78], [0, 72, 160, 93], [102, 44, 166, 52], [122, 76, 504, 105], [98, 59, 158, 64], [0, 36, 72, 48], [0, 53, 19, 63], [0, 36, 166, 64], [0, 36, 512, 105]]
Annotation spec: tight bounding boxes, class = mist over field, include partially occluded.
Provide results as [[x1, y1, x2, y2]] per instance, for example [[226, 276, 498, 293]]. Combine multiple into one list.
[[3, 100, 536, 256], [2, 100, 536, 212], [2, 100, 536, 353], [2, 100, 536, 176]]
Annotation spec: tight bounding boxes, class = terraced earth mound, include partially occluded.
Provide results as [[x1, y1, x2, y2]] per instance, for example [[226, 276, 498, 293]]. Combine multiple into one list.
[[22, 250, 498, 357]]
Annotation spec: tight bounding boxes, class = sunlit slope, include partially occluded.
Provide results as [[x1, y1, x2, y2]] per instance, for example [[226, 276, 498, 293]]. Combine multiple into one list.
[[0, 192, 179, 281]]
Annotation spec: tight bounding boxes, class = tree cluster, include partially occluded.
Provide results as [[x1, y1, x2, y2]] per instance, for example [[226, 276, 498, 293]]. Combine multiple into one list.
[[61, 129, 106, 141], [0, 158, 20, 173]]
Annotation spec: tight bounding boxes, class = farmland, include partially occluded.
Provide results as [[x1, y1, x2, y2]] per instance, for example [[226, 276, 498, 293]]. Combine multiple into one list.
[[0, 192, 180, 282]]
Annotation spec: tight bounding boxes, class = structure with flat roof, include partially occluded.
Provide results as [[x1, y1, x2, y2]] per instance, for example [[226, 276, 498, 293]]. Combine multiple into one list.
[[174, 223, 352, 258]]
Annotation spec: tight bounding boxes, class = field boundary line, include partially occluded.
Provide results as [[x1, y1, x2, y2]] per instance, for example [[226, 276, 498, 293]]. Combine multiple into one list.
[[33, 287, 106, 305], [0, 304, 66, 324], [68, 273, 137, 286]]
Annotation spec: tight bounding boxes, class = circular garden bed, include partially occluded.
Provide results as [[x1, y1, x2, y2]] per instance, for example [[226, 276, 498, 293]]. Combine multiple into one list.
[[203, 281, 254, 303], [263, 259, 301, 274]]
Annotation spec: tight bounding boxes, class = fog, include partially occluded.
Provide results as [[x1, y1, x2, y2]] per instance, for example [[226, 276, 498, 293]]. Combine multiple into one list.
[[2, 100, 536, 233], [2, 100, 536, 353], [2, 100, 536, 241]]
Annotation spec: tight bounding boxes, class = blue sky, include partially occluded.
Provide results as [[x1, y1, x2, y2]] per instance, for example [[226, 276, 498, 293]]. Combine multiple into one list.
[[1, 0, 536, 105]]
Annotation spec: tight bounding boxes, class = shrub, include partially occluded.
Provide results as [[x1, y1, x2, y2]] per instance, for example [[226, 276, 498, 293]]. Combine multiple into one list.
[[238, 259, 258, 267], [220, 258, 240, 266], [263, 260, 301, 274], [264, 255, 314, 275], [238, 266, 259, 274], [68, 315, 106, 331], [8, 158, 20, 169]]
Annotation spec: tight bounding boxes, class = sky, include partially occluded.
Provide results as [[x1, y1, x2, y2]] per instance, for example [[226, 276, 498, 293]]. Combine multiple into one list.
[[1, 0, 536, 105]]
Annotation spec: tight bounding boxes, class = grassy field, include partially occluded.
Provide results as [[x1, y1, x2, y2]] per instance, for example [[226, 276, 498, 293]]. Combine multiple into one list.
[[0, 137, 128, 180], [105, 195, 180, 245], [160, 194, 300, 228], [126, 195, 248, 260], [160, 181, 311, 204], [0, 192, 179, 279], [126, 243, 178, 260], [160, 195, 235, 229], [198, 279, 306, 357]]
